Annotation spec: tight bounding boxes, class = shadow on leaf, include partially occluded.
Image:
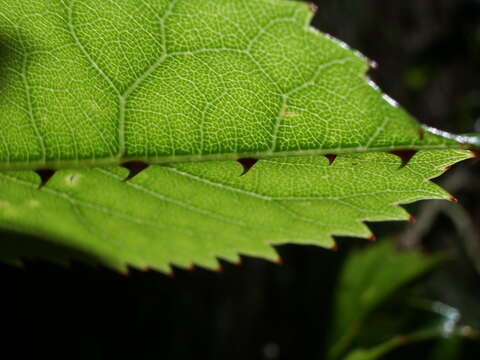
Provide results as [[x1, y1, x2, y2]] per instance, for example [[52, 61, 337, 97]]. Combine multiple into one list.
[[0, 229, 105, 267]]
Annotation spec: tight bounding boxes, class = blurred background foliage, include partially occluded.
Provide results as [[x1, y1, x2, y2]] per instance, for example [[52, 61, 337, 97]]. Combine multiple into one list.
[[1, 0, 480, 358]]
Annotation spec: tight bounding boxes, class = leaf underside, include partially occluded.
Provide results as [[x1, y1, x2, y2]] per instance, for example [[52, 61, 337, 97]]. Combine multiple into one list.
[[0, 0, 473, 271]]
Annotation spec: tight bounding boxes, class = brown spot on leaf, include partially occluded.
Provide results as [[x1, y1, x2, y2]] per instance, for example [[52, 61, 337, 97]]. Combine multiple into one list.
[[325, 154, 337, 165], [237, 157, 258, 176], [389, 150, 418, 168], [35, 169, 56, 189], [121, 161, 150, 182]]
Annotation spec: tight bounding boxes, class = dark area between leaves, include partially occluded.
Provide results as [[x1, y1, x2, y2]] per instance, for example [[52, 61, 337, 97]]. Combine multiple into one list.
[[1, 0, 480, 359]]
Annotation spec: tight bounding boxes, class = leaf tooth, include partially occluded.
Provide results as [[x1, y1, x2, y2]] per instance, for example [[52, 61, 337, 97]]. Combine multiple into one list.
[[121, 161, 150, 181], [330, 243, 338, 251], [389, 150, 418, 168], [34, 169, 56, 189], [307, 2, 318, 13], [214, 263, 223, 273], [324, 154, 337, 165], [408, 215, 416, 223], [368, 59, 378, 69], [236, 157, 259, 176], [449, 195, 459, 203], [368, 234, 377, 242], [470, 149, 480, 158]]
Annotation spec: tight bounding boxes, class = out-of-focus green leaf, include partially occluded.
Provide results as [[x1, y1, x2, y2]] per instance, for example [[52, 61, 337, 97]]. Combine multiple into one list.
[[343, 325, 478, 360], [328, 240, 442, 359]]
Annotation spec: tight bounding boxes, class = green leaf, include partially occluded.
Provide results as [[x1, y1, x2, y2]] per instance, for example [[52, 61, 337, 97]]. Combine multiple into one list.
[[0, 150, 471, 271], [0, 0, 467, 171], [0, 0, 475, 270], [327, 240, 443, 359]]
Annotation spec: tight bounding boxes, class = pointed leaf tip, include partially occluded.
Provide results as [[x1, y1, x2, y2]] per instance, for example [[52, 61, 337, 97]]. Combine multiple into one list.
[[389, 150, 418, 168], [35, 169, 56, 189], [121, 161, 150, 182], [237, 158, 259, 176]]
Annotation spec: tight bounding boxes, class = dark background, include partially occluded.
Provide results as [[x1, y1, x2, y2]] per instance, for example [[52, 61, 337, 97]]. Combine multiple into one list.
[[1, 0, 480, 359]]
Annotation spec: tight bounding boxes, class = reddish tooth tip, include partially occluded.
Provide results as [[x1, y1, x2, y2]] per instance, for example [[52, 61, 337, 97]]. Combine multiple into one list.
[[330, 243, 338, 251], [449, 195, 459, 203], [390, 150, 418, 168], [215, 265, 223, 273], [325, 154, 337, 165], [368, 234, 377, 241], [235, 258, 243, 265], [276, 257, 284, 265], [187, 264, 195, 271], [470, 150, 480, 158], [121, 161, 150, 182], [35, 169, 56, 189], [237, 158, 258, 176], [444, 165, 452, 171], [408, 215, 416, 223]]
